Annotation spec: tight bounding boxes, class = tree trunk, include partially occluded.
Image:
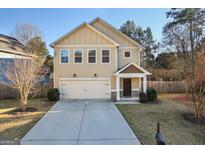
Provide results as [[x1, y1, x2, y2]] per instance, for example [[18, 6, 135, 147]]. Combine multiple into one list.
[[194, 102, 202, 119], [20, 95, 27, 112]]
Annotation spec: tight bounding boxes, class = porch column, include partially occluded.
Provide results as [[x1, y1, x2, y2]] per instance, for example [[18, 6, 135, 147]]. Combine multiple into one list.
[[143, 76, 147, 93], [116, 76, 120, 101]]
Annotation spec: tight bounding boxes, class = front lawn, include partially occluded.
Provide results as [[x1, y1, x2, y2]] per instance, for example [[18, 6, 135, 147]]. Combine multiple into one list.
[[117, 94, 205, 145], [0, 98, 55, 144]]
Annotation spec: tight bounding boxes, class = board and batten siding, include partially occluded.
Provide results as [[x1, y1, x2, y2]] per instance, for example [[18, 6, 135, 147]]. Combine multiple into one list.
[[57, 25, 114, 46], [118, 48, 140, 68]]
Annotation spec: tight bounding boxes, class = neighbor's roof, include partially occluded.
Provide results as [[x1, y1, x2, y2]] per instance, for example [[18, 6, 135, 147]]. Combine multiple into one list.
[[0, 34, 37, 58], [0, 34, 25, 49], [49, 22, 120, 48]]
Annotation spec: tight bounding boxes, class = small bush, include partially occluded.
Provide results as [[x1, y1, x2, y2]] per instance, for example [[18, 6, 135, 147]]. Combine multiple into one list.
[[139, 92, 148, 103], [147, 88, 157, 102], [47, 88, 60, 101]]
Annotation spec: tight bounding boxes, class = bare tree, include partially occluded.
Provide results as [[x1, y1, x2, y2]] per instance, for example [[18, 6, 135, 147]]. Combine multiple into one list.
[[1, 58, 41, 111], [13, 24, 41, 46], [0, 24, 46, 111], [187, 52, 205, 119]]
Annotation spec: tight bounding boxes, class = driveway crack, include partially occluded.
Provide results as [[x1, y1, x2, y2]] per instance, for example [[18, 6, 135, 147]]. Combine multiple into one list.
[[76, 103, 86, 145]]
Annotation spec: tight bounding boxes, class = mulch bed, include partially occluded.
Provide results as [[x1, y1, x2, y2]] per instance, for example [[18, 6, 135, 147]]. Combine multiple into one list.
[[6, 107, 37, 115], [183, 113, 205, 125]]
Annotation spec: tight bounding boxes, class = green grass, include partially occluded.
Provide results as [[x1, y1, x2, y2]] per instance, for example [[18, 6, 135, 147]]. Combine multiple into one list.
[[117, 96, 205, 145], [0, 98, 55, 144]]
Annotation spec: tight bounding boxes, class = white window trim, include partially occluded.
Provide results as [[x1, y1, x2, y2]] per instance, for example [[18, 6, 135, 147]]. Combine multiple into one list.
[[87, 49, 97, 64], [73, 49, 83, 64], [60, 49, 70, 64], [123, 50, 131, 59], [101, 49, 111, 64]]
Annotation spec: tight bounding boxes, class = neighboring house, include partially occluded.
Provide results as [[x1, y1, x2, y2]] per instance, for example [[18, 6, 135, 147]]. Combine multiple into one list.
[[0, 34, 29, 59], [0, 34, 50, 84], [37, 66, 53, 84], [50, 17, 151, 101], [0, 34, 30, 83]]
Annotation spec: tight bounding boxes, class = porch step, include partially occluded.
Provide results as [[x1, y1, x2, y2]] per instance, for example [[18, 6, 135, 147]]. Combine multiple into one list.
[[120, 97, 139, 101]]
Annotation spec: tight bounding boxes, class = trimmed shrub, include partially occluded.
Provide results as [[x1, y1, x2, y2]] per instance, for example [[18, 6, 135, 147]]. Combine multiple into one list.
[[147, 88, 157, 102], [139, 92, 148, 103], [47, 88, 60, 101]]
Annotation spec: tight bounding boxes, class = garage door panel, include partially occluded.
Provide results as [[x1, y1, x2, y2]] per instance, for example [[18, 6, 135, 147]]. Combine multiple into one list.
[[60, 79, 110, 99]]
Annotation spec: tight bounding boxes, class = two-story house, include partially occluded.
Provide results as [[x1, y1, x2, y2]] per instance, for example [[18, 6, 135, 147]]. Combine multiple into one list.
[[50, 17, 151, 101]]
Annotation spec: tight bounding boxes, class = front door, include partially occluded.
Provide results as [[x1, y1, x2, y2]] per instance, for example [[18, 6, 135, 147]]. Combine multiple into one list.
[[123, 79, 131, 97]]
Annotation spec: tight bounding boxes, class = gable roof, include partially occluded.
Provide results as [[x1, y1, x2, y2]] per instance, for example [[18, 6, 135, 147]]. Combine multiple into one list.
[[114, 62, 151, 75], [89, 17, 144, 49], [0, 34, 25, 49], [0, 34, 37, 58], [49, 22, 119, 48]]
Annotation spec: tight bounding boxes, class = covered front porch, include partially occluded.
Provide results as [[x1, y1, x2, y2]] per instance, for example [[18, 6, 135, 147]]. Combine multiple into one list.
[[114, 62, 151, 101]]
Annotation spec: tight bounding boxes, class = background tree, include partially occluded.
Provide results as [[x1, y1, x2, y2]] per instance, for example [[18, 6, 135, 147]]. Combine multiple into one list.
[[155, 52, 177, 69], [163, 8, 205, 119], [44, 54, 54, 72], [119, 20, 157, 68], [119, 20, 136, 39], [27, 36, 48, 64]]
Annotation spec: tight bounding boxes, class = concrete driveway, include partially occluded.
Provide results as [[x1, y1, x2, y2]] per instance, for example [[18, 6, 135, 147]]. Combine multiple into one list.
[[21, 100, 141, 145]]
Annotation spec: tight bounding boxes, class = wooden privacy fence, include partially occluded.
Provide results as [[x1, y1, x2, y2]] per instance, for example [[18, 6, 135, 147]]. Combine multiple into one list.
[[148, 81, 187, 94], [0, 82, 53, 99]]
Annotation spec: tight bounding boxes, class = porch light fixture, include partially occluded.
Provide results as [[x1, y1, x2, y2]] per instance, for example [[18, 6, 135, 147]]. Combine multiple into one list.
[[73, 73, 76, 77], [94, 73, 97, 77]]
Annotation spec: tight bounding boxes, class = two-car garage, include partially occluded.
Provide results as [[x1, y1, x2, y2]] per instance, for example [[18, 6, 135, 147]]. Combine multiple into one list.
[[59, 78, 111, 99]]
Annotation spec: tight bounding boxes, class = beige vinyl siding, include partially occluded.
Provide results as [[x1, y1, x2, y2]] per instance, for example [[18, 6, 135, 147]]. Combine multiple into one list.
[[91, 20, 136, 47], [118, 48, 140, 68], [111, 76, 116, 89], [57, 25, 114, 46], [54, 46, 116, 88]]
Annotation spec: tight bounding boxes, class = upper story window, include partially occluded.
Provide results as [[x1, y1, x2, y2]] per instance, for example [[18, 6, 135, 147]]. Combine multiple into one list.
[[60, 49, 69, 63], [88, 49, 96, 63], [74, 49, 83, 64], [124, 50, 131, 58], [101, 49, 110, 64]]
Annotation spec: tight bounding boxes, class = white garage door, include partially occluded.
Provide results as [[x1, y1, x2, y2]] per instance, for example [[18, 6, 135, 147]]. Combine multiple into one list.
[[60, 79, 110, 99]]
